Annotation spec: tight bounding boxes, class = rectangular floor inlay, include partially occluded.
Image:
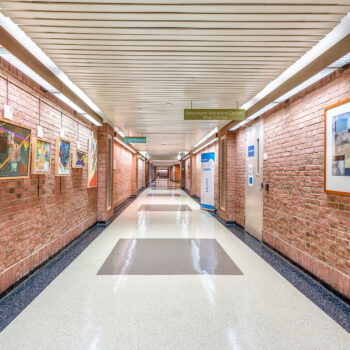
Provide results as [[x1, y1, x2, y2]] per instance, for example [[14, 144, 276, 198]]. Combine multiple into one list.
[[147, 193, 181, 197], [138, 204, 191, 211], [97, 239, 243, 275]]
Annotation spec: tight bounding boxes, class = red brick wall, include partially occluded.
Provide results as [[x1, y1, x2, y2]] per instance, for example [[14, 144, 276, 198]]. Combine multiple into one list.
[[170, 164, 180, 182], [174, 164, 181, 182], [97, 123, 114, 222], [0, 58, 98, 294], [113, 142, 134, 208], [262, 67, 350, 298], [137, 158, 145, 190], [235, 129, 246, 227], [217, 127, 236, 222], [185, 158, 191, 191], [229, 66, 350, 298]]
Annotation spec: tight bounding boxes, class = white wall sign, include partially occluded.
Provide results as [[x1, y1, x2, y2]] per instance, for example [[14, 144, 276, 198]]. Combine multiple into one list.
[[200, 152, 215, 211], [4, 105, 13, 120], [248, 164, 254, 186], [37, 125, 43, 138]]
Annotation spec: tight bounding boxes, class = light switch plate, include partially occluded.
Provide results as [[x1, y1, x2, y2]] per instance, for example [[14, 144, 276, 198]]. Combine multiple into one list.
[[60, 128, 65, 138], [264, 153, 268, 160]]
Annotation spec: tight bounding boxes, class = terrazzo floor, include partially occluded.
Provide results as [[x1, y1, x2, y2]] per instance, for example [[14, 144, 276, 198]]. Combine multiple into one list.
[[0, 180, 349, 349]]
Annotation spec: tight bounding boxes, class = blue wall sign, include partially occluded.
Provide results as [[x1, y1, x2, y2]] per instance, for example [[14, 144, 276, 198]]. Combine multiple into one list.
[[200, 152, 215, 211], [248, 145, 255, 157]]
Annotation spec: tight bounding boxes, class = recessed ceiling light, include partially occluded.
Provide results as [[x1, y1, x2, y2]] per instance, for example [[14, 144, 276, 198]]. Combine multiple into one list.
[[166, 102, 172, 106]]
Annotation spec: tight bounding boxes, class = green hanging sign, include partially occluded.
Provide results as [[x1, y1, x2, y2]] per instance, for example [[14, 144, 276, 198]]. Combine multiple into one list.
[[184, 109, 245, 120]]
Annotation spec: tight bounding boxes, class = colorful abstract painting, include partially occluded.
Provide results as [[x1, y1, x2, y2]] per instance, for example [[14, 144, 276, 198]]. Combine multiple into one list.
[[87, 134, 97, 187], [332, 111, 350, 176], [0, 119, 31, 179], [56, 138, 71, 176], [32, 138, 50, 174], [72, 148, 87, 168]]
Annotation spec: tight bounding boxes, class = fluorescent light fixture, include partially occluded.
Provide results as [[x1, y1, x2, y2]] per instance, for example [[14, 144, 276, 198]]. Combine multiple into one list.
[[114, 127, 125, 138], [114, 137, 137, 154], [239, 13, 350, 113], [193, 137, 218, 154], [194, 127, 218, 148], [0, 47, 57, 93], [329, 52, 350, 68], [140, 151, 150, 160], [230, 52, 350, 132], [0, 46, 102, 126], [0, 13, 104, 120], [230, 13, 350, 132]]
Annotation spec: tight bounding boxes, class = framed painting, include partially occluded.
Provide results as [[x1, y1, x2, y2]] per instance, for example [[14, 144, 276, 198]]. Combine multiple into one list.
[[72, 147, 87, 168], [32, 137, 51, 174], [55, 137, 71, 176], [0, 119, 31, 180], [324, 98, 350, 196], [87, 134, 97, 188]]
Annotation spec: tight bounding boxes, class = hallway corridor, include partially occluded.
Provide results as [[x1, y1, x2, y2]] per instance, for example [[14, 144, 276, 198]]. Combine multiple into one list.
[[0, 180, 349, 349]]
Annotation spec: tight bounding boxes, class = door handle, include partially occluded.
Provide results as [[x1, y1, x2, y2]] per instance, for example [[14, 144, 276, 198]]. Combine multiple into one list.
[[256, 182, 263, 190]]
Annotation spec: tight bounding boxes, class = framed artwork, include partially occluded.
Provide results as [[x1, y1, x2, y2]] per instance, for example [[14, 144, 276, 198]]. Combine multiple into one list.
[[0, 119, 31, 180], [32, 137, 51, 174], [324, 98, 350, 196], [87, 133, 97, 188], [55, 137, 71, 176], [72, 147, 87, 168]]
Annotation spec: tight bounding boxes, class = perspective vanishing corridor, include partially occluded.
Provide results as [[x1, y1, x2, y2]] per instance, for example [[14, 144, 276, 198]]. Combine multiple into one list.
[[0, 1, 350, 349], [0, 179, 349, 349]]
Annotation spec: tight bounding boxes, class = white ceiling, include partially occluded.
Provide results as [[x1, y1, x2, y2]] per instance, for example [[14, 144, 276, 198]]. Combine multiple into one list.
[[1, 0, 349, 159]]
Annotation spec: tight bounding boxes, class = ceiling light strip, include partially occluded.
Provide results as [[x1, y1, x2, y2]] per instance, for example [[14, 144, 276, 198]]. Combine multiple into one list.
[[193, 137, 218, 154], [0, 13, 104, 118], [229, 52, 349, 132], [239, 13, 350, 114], [194, 127, 218, 148], [114, 137, 137, 154], [0, 47, 102, 126]]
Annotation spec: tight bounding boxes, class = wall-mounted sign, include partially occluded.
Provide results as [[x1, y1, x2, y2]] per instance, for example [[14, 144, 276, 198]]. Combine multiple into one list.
[[248, 145, 255, 157], [248, 164, 254, 187], [4, 105, 13, 120], [184, 109, 245, 120], [200, 152, 215, 211], [124, 137, 146, 143], [37, 125, 44, 138]]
